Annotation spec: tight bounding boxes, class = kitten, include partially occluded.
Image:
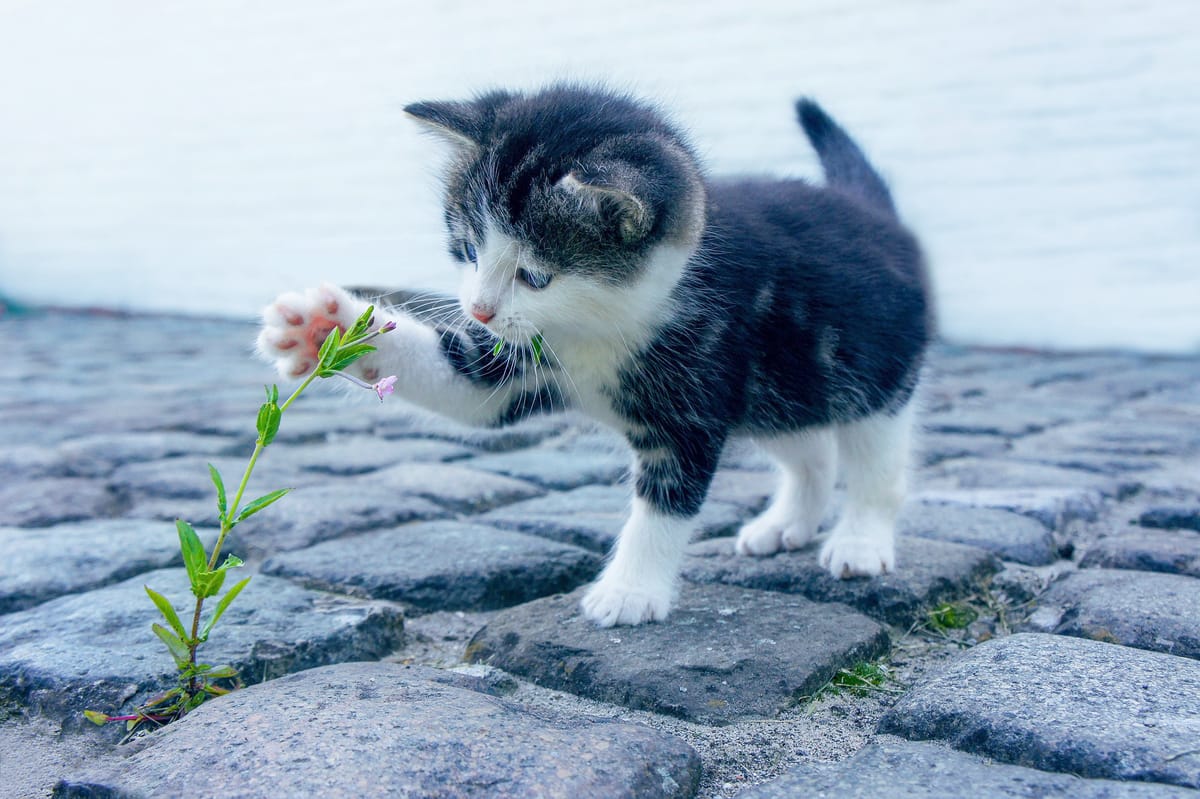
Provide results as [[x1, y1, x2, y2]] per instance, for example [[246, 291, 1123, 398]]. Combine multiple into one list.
[[258, 84, 932, 627]]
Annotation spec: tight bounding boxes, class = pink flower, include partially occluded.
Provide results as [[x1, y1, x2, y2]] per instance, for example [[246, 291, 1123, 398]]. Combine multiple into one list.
[[373, 375, 398, 401]]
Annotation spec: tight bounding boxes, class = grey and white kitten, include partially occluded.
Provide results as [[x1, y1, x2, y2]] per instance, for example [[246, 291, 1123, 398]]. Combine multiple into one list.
[[258, 84, 932, 627]]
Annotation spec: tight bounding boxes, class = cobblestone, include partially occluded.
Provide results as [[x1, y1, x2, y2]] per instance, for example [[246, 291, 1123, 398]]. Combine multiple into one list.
[[0, 568, 406, 728], [1024, 568, 1200, 659], [879, 634, 1200, 789], [55, 662, 701, 799], [465, 584, 889, 725], [261, 521, 602, 613], [2, 309, 1199, 798], [683, 536, 999, 625]]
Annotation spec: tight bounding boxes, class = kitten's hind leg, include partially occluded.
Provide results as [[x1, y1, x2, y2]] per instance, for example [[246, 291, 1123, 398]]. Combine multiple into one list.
[[736, 428, 837, 556], [820, 403, 915, 578]]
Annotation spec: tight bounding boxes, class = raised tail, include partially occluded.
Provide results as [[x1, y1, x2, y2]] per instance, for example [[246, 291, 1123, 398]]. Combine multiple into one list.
[[796, 98, 896, 218]]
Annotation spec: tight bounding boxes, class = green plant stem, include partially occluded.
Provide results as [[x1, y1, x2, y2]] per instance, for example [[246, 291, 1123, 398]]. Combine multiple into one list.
[[184, 371, 317, 690]]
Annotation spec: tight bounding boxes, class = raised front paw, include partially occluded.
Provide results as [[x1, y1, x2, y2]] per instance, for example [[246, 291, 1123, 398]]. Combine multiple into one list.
[[256, 284, 366, 378], [580, 577, 672, 627]]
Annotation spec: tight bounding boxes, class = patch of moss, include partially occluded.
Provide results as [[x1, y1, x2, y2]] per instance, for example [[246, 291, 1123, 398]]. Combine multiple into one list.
[[927, 602, 978, 632], [820, 662, 896, 698]]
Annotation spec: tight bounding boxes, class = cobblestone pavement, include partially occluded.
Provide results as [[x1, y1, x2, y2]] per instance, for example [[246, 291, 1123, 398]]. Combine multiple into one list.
[[1, 310, 1198, 798]]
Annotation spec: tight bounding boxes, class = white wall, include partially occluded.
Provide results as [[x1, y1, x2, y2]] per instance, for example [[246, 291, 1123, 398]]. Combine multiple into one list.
[[0, 0, 1197, 352]]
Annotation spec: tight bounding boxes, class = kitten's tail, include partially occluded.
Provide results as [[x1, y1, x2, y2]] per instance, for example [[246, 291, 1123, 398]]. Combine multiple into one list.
[[796, 98, 897, 218]]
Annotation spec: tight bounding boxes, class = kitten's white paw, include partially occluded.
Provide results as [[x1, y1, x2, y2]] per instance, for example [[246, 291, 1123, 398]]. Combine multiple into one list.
[[735, 514, 784, 556], [581, 578, 671, 627], [256, 284, 369, 379], [736, 508, 816, 556], [819, 523, 895, 579]]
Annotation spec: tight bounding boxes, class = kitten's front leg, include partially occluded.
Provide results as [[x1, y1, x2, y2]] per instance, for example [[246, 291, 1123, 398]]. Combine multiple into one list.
[[581, 441, 721, 627], [580, 497, 694, 627], [257, 284, 533, 427]]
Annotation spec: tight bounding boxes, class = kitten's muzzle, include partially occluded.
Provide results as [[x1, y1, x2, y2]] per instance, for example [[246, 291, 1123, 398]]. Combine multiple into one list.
[[470, 303, 496, 324]]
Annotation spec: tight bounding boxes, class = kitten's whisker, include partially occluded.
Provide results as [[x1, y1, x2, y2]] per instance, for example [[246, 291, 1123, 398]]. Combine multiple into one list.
[[537, 334, 581, 408]]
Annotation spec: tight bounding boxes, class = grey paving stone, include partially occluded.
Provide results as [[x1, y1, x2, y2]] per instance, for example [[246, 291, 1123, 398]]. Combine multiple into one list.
[[683, 536, 999, 625], [878, 633, 1200, 789], [705, 469, 773, 516], [923, 458, 1141, 499], [0, 444, 69, 480], [55, 662, 700, 799], [916, 431, 1011, 467], [692, 498, 757, 542], [54, 432, 238, 478], [1080, 528, 1200, 578], [0, 478, 120, 527], [922, 407, 1057, 438], [479, 484, 632, 551], [1010, 451, 1167, 477], [122, 496, 227, 529], [262, 521, 602, 613], [354, 462, 544, 513], [108, 455, 318, 501], [466, 583, 889, 725], [0, 520, 211, 614], [1024, 568, 1200, 659], [739, 739, 1197, 799], [0, 568, 405, 727], [479, 484, 755, 553], [989, 563, 1049, 605], [251, 405, 382, 441], [1011, 419, 1200, 460], [374, 411, 571, 452], [1140, 505, 1200, 532], [222, 483, 449, 557], [916, 486, 1108, 529], [899, 502, 1058, 566], [269, 435, 473, 476], [468, 447, 630, 490]]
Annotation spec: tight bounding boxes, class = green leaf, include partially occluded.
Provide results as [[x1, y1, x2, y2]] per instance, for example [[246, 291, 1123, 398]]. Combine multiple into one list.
[[344, 305, 376, 343], [144, 585, 187, 641], [216, 554, 244, 572], [208, 463, 227, 522], [316, 324, 342, 370], [492, 338, 504, 357], [83, 710, 110, 726], [200, 577, 251, 640], [531, 334, 544, 365], [193, 568, 227, 599], [176, 520, 207, 591], [256, 401, 282, 446], [234, 488, 290, 523], [201, 664, 238, 681], [152, 623, 192, 667], [326, 343, 377, 373]]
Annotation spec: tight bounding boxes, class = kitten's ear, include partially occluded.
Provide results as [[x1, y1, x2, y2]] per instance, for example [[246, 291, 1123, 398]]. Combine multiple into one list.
[[404, 101, 482, 149], [558, 170, 654, 244], [404, 90, 513, 150]]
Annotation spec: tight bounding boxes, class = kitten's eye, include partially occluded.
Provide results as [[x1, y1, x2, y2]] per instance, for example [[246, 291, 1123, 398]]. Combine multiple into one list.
[[516, 267, 553, 290], [462, 242, 478, 263]]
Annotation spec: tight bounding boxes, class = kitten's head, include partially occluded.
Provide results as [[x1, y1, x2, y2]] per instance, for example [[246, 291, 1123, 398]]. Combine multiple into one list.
[[405, 84, 705, 348]]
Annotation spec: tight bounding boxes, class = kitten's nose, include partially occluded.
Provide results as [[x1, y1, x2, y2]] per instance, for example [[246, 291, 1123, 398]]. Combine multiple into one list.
[[470, 303, 495, 324]]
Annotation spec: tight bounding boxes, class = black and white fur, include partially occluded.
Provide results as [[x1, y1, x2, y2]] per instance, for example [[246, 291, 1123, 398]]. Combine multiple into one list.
[[258, 84, 933, 627]]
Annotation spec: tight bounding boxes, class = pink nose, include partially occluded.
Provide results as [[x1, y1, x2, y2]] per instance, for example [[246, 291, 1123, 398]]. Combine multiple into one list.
[[471, 304, 495, 324]]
